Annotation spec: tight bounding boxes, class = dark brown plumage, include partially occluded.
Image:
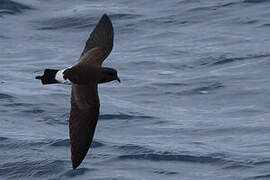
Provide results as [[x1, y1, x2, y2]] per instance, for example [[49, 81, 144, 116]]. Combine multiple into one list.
[[69, 14, 115, 169], [35, 14, 119, 169], [69, 83, 100, 169]]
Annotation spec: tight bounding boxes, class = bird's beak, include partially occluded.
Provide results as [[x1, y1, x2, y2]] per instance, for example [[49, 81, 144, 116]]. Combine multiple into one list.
[[116, 76, 121, 83]]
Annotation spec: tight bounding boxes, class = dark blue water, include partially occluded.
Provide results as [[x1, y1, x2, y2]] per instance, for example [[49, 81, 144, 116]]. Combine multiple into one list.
[[1, 0, 270, 179]]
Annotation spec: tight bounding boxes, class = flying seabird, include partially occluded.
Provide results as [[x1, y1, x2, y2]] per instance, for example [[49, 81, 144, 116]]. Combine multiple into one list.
[[36, 14, 120, 169]]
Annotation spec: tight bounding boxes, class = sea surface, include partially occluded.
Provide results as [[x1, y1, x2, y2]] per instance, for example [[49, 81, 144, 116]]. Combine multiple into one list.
[[1, 0, 270, 179]]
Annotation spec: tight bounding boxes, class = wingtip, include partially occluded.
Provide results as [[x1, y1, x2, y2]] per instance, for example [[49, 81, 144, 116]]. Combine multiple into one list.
[[101, 13, 112, 24], [72, 158, 81, 170], [80, 12, 113, 59], [102, 13, 109, 18], [72, 163, 78, 170]]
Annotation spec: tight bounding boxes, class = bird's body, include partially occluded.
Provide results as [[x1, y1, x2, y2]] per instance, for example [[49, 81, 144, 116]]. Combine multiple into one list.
[[36, 14, 119, 169]]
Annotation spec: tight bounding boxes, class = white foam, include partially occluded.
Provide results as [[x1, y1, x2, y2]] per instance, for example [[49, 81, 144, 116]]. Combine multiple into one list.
[[55, 68, 71, 84]]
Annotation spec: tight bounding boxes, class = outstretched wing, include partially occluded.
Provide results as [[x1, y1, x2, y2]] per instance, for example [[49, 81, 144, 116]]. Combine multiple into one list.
[[68, 13, 113, 169], [69, 83, 100, 169], [79, 14, 114, 66]]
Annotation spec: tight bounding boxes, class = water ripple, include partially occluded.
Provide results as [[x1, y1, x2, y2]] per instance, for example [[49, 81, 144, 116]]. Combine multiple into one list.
[[153, 169, 178, 175], [0, 160, 66, 179], [36, 16, 98, 30], [110, 13, 142, 20], [117, 152, 225, 163], [21, 109, 45, 114], [192, 54, 270, 68], [244, 0, 270, 3], [99, 113, 153, 120], [0, 138, 50, 149], [114, 144, 154, 154], [49, 139, 104, 148], [0, 137, 8, 142], [62, 168, 91, 178], [254, 174, 270, 179], [0, 0, 32, 16], [166, 81, 224, 96], [212, 54, 270, 66], [49, 139, 70, 147], [0, 93, 14, 100]]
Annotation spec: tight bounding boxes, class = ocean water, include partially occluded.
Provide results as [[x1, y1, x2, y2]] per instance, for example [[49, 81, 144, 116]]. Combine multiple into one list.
[[1, 0, 270, 179]]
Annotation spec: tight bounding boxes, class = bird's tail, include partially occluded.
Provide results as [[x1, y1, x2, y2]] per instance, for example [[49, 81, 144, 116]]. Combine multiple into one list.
[[36, 69, 59, 85]]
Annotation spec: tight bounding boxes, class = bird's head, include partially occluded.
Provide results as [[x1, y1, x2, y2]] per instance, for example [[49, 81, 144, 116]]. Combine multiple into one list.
[[99, 67, 120, 84]]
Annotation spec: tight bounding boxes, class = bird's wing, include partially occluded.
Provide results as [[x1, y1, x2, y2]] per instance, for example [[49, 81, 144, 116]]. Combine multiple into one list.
[[79, 14, 113, 66], [69, 83, 100, 169], [68, 13, 113, 169]]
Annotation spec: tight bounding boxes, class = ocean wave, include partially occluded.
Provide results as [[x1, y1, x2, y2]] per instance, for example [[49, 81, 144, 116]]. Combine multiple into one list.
[[151, 82, 188, 87], [0, 160, 67, 179], [0, 0, 32, 16], [186, 53, 270, 69], [37, 114, 69, 126], [253, 174, 270, 179], [36, 12, 141, 31], [49, 139, 70, 147], [0, 35, 10, 39], [0, 93, 14, 100], [165, 81, 224, 96], [244, 0, 270, 3], [109, 13, 142, 20], [99, 113, 153, 121], [187, 2, 238, 12], [0, 137, 8, 141], [21, 109, 45, 114], [111, 143, 225, 163], [0, 138, 51, 149], [36, 16, 98, 31], [3, 102, 32, 107], [117, 152, 225, 163], [153, 169, 178, 175], [261, 23, 270, 27], [62, 167, 91, 178], [113, 144, 154, 154], [212, 54, 270, 66], [49, 139, 104, 148], [114, 148, 268, 171]]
